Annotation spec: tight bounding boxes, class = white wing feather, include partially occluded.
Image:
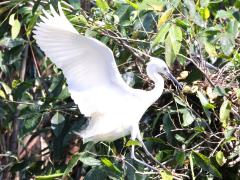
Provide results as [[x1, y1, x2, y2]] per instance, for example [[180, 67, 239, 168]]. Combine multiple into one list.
[[33, 4, 132, 117]]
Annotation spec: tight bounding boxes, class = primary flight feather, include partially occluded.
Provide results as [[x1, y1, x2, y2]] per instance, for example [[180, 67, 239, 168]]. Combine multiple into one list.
[[33, 4, 182, 170]]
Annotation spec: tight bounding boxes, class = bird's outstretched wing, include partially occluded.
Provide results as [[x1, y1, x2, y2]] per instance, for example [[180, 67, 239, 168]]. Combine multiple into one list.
[[33, 4, 131, 117]]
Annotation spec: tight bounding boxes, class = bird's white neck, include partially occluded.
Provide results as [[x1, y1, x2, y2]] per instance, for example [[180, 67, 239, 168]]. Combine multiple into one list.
[[146, 70, 165, 105]]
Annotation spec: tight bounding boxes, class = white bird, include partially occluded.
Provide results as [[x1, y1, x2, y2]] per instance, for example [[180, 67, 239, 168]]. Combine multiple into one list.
[[33, 4, 182, 171]]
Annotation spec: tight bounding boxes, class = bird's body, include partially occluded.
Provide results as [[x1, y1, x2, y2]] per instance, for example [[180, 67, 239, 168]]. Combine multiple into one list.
[[79, 87, 161, 143], [33, 4, 181, 171]]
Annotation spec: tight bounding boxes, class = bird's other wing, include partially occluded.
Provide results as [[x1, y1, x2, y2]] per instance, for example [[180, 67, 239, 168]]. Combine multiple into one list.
[[33, 4, 132, 116]]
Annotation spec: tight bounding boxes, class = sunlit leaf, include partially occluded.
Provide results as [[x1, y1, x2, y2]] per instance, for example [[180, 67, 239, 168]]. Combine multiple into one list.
[[199, 7, 210, 20], [125, 0, 139, 9], [0, 81, 11, 95], [160, 170, 173, 180], [126, 139, 142, 147], [215, 151, 226, 166], [0, 90, 6, 99], [219, 99, 231, 128], [35, 173, 64, 180], [182, 109, 195, 127], [96, 0, 110, 13], [197, 91, 215, 110], [204, 42, 217, 57], [158, 8, 174, 27], [9, 14, 21, 39], [189, 153, 195, 180]]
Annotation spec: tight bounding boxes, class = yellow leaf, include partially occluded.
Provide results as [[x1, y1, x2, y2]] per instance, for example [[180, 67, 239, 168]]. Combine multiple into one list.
[[0, 90, 6, 99], [199, 7, 210, 20], [160, 170, 173, 180], [158, 8, 174, 28]]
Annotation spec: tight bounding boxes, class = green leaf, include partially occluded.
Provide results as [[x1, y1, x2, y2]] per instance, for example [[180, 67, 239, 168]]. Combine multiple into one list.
[[32, 0, 41, 14], [152, 23, 171, 47], [219, 99, 231, 128], [169, 24, 182, 54], [101, 157, 121, 174], [197, 91, 209, 107], [51, 112, 65, 137], [70, 15, 88, 26], [64, 153, 82, 175], [220, 33, 234, 56], [64, 152, 101, 175], [215, 151, 226, 166], [85, 166, 108, 180], [175, 19, 190, 29], [160, 170, 173, 180], [126, 139, 142, 147], [197, 91, 215, 110], [192, 151, 222, 178], [137, 0, 165, 11], [20, 113, 42, 137], [175, 151, 185, 166], [79, 152, 101, 166], [68, 0, 81, 9], [165, 24, 182, 66], [204, 42, 217, 57], [175, 134, 185, 143], [125, 0, 139, 9], [227, 19, 239, 38], [12, 81, 32, 100], [216, 10, 233, 19], [213, 86, 227, 96], [182, 109, 195, 127], [200, 0, 209, 7], [96, 0, 110, 13]]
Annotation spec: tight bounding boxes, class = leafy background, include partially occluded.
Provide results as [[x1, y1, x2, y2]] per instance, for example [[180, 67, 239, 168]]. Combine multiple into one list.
[[0, 0, 240, 179]]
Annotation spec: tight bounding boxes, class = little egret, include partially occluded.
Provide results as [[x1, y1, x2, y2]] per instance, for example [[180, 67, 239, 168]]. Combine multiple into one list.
[[33, 4, 182, 171]]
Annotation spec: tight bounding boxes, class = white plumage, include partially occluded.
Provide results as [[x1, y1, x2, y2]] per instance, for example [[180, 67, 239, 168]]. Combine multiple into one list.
[[33, 4, 182, 170]]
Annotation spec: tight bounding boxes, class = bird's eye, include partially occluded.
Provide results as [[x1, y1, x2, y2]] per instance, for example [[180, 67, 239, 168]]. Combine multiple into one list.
[[163, 67, 167, 71]]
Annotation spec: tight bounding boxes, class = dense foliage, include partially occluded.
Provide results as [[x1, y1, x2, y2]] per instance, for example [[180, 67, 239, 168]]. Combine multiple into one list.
[[0, 0, 240, 179]]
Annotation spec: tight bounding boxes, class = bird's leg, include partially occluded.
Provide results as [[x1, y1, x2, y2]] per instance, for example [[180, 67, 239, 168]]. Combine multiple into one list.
[[137, 131, 168, 170], [130, 126, 159, 171], [131, 145, 159, 171]]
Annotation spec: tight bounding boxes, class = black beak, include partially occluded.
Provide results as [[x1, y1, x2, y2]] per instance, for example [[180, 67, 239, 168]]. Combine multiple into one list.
[[165, 72, 183, 90]]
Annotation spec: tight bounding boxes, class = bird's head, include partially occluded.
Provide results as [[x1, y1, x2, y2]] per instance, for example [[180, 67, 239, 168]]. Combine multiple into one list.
[[147, 57, 182, 89]]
